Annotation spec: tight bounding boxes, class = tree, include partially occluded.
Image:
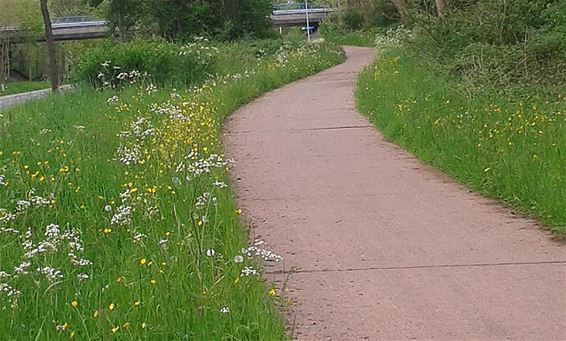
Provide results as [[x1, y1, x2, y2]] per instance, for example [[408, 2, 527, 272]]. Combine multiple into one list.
[[88, 0, 139, 42], [435, 0, 448, 17], [40, 0, 59, 91], [50, 0, 94, 16], [390, 0, 407, 22]]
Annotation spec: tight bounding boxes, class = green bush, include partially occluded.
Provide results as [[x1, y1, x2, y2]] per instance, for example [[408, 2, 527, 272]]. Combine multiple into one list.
[[342, 9, 365, 30], [73, 39, 217, 88], [405, 0, 566, 88]]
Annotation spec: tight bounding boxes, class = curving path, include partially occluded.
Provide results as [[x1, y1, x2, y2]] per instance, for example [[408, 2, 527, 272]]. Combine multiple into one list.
[[223, 47, 566, 340]]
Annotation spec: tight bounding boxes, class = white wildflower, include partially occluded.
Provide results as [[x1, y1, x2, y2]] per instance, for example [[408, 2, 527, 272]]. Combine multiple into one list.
[[77, 273, 89, 281], [110, 205, 132, 226], [240, 266, 257, 277], [37, 267, 64, 282]]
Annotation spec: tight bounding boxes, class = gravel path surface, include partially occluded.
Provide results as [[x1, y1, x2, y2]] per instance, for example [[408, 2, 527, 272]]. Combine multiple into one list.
[[223, 46, 566, 340]]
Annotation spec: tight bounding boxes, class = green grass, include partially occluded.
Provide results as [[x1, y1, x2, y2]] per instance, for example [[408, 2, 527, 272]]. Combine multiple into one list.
[[356, 49, 566, 235], [0, 40, 344, 339], [0, 81, 50, 97], [321, 27, 381, 47]]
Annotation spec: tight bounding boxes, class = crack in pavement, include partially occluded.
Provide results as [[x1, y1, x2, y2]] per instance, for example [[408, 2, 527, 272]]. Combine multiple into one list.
[[266, 260, 566, 275], [304, 125, 373, 131], [224, 125, 373, 135]]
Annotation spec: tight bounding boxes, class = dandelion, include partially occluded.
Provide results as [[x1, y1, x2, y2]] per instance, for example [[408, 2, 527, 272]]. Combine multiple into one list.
[[111, 326, 119, 333], [139, 258, 146, 265], [108, 303, 115, 311], [71, 300, 78, 308]]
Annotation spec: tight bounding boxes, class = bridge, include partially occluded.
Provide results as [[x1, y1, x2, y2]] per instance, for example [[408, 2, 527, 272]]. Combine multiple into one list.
[[0, 17, 108, 43], [0, 6, 334, 43], [271, 8, 333, 27]]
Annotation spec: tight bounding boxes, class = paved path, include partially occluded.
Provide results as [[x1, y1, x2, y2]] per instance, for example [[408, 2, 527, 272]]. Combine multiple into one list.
[[223, 47, 566, 340], [0, 85, 72, 111]]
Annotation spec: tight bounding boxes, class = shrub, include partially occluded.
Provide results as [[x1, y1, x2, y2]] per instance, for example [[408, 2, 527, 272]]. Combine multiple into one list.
[[404, 0, 566, 88], [342, 9, 365, 31], [73, 39, 218, 88]]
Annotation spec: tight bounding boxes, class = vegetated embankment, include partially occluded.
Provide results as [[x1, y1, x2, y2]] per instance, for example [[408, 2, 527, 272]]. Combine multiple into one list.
[[357, 48, 565, 235], [0, 39, 344, 339]]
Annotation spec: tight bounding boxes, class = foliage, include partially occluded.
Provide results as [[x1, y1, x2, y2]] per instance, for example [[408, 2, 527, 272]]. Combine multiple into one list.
[[73, 39, 218, 88], [357, 49, 566, 235], [323, 0, 398, 31], [404, 0, 566, 89], [0, 39, 344, 339], [0, 0, 41, 29], [320, 21, 386, 47], [89, 0, 274, 41]]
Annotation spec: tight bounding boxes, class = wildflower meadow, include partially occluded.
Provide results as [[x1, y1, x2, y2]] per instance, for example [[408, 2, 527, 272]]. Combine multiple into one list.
[[0, 39, 344, 339]]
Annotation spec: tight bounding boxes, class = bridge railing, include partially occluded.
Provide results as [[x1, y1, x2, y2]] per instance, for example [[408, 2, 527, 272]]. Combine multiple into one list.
[[272, 2, 328, 10]]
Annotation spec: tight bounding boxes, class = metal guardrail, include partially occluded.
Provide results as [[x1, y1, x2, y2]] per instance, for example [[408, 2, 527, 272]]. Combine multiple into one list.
[[272, 8, 333, 15], [1, 17, 107, 33], [272, 3, 327, 10]]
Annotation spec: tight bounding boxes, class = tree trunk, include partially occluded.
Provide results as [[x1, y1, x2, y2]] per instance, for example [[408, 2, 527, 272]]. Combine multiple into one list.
[[435, 0, 448, 17], [0, 33, 9, 87], [40, 0, 59, 92], [390, 0, 407, 22]]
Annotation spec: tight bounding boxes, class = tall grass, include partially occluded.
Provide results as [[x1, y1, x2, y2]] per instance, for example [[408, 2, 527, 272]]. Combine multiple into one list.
[[356, 49, 566, 235], [320, 26, 381, 47], [0, 40, 344, 339]]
